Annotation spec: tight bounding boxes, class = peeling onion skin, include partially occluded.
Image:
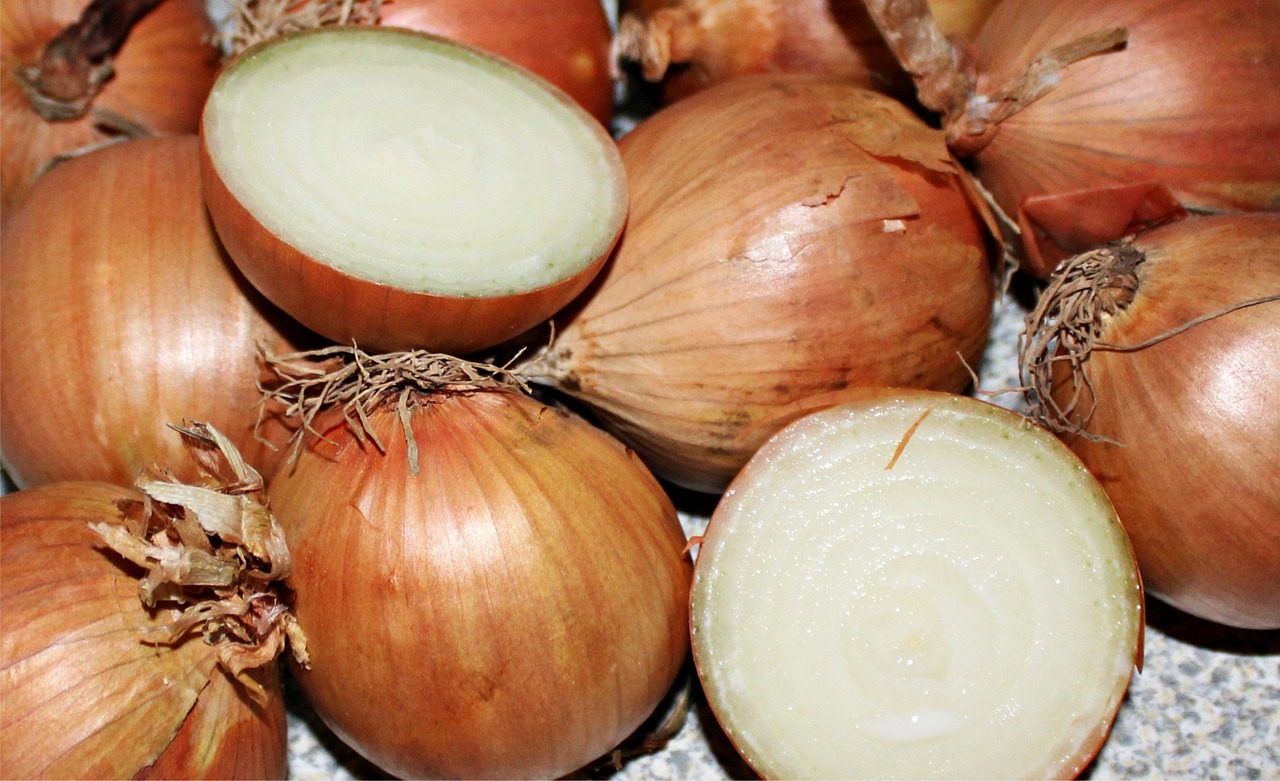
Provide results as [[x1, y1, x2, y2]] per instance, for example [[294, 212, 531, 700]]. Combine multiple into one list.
[[377, 0, 615, 126], [268, 390, 692, 779], [0, 0, 219, 212], [199, 30, 628, 356], [1050, 213, 1280, 629], [0, 135, 314, 489], [526, 74, 996, 493], [957, 0, 1280, 221], [0, 483, 288, 780]]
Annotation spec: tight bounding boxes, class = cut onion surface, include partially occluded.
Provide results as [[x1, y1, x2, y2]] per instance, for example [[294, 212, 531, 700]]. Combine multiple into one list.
[[690, 390, 1143, 780], [201, 27, 627, 354]]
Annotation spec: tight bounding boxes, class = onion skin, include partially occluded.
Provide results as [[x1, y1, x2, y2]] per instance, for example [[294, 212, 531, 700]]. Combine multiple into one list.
[[955, 0, 1280, 234], [525, 74, 996, 493], [269, 389, 692, 779], [0, 482, 288, 779], [377, 0, 615, 126], [1047, 213, 1280, 629], [0, 0, 219, 212], [0, 135, 313, 489]]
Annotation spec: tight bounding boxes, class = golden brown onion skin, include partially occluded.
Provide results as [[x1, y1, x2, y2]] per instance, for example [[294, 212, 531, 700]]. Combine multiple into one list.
[[960, 0, 1280, 219], [269, 389, 692, 779], [528, 74, 995, 492], [0, 135, 313, 489], [378, 0, 615, 126], [0, 0, 219, 212], [1054, 213, 1280, 629], [0, 483, 215, 778]]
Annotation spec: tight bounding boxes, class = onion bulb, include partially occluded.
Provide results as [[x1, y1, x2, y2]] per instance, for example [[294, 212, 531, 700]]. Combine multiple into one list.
[[612, 0, 999, 105], [0, 0, 219, 211], [1021, 212, 1280, 629], [520, 74, 997, 493], [0, 135, 314, 489], [690, 389, 1143, 779], [221, 0, 615, 126], [261, 348, 692, 779], [201, 27, 628, 355], [0, 425, 301, 779], [947, 0, 1280, 272]]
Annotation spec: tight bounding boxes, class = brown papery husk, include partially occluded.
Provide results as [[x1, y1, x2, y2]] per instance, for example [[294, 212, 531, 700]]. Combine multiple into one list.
[[520, 73, 998, 494], [949, 0, 1280, 230], [0, 477, 290, 779], [1021, 212, 1280, 629], [221, 0, 614, 126], [261, 349, 693, 779], [0, 0, 219, 212]]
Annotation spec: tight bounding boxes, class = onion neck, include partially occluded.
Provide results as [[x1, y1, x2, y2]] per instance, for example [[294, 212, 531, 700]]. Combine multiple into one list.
[[17, 0, 165, 122]]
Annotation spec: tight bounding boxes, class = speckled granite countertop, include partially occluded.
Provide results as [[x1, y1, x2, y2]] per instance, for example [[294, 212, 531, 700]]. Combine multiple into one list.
[[284, 296, 1280, 780]]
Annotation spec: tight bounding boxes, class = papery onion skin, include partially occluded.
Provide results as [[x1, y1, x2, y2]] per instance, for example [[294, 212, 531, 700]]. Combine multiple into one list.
[[0, 135, 313, 489], [1047, 213, 1280, 629], [0, 0, 219, 212], [376, 0, 615, 126], [0, 483, 288, 779], [268, 389, 692, 779], [955, 0, 1280, 222], [525, 74, 996, 493], [199, 29, 627, 355]]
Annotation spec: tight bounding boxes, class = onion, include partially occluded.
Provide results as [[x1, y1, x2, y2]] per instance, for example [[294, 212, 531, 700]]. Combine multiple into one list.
[[0, 0, 219, 211], [0, 134, 314, 489], [945, 0, 1280, 272], [0, 425, 301, 779], [519, 74, 997, 493], [611, 0, 999, 105], [200, 27, 628, 355], [260, 348, 692, 779], [221, 0, 616, 126], [690, 389, 1143, 779], [1021, 212, 1280, 629]]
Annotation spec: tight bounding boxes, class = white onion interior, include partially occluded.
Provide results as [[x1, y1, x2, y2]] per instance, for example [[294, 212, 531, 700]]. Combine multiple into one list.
[[690, 393, 1142, 779], [202, 28, 625, 297]]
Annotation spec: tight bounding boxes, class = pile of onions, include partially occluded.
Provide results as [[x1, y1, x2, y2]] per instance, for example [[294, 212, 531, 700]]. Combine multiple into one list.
[[260, 348, 692, 779], [0, 425, 299, 779], [0, 0, 219, 211], [1021, 212, 1280, 629], [519, 73, 998, 493], [200, 27, 628, 355], [690, 389, 1143, 778], [221, 0, 616, 126], [0, 134, 314, 489], [860, 0, 1280, 272], [611, 0, 1000, 105]]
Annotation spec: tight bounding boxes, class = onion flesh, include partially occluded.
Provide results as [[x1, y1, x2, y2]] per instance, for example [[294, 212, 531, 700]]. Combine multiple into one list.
[[201, 26, 627, 354], [691, 390, 1143, 779]]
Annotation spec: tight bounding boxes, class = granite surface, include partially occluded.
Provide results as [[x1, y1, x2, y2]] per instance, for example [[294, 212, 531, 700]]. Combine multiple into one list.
[[283, 296, 1280, 780]]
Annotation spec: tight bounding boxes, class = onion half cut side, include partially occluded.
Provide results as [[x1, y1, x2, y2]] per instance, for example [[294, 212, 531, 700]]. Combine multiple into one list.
[[690, 390, 1143, 780], [201, 27, 627, 354]]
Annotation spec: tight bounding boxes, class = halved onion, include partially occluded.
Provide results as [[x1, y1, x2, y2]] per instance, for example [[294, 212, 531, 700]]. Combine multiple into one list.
[[691, 389, 1143, 779], [200, 26, 628, 354]]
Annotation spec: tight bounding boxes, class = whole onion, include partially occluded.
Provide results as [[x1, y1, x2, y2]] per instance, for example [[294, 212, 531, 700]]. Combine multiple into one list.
[[201, 27, 627, 354], [222, 0, 616, 125], [950, 0, 1280, 271], [261, 349, 692, 779], [0, 436, 297, 781], [1022, 212, 1280, 629], [0, 0, 219, 211], [0, 134, 315, 489], [520, 73, 997, 493]]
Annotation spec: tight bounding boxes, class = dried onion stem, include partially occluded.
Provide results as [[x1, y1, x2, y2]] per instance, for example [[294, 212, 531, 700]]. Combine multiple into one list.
[[90, 422, 308, 698]]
